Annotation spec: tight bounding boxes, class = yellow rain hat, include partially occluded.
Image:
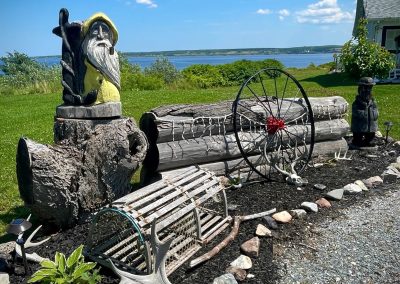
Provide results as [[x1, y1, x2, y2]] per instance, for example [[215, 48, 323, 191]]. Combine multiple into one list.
[[82, 12, 118, 45]]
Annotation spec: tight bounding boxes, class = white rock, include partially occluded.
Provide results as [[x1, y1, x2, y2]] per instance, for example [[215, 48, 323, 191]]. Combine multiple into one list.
[[256, 224, 272, 237], [325, 188, 344, 200], [230, 255, 253, 270], [290, 209, 307, 219], [247, 273, 255, 279], [394, 141, 400, 149], [301, 202, 318, 212], [343, 183, 363, 194], [240, 237, 260, 258], [213, 273, 238, 284], [354, 180, 368, 191], [0, 273, 9, 284], [375, 131, 383, 138], [272, 211, 292, 223], [397, 156, 400, 163], [390, 162, 400, 171]]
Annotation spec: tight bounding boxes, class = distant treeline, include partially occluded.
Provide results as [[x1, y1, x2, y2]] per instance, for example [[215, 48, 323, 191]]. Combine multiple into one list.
[[123, 45, 342, 57]]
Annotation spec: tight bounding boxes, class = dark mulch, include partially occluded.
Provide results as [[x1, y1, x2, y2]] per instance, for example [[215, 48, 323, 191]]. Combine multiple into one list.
[[6, 137, 399, 284]]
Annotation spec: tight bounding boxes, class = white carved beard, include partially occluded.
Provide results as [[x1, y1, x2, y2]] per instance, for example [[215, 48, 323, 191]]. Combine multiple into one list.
[[83, 36, 120, 90]]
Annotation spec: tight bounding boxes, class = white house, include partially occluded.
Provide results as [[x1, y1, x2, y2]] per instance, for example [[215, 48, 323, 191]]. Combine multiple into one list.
[[354, 0, 400, 80]]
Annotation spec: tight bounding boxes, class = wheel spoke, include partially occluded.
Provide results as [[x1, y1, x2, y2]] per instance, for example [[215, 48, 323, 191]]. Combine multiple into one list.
[[246, 85, 275, 118], [258, 72, 276, 118], [281, 88, 301, 120], [278, 76, 289, 119]]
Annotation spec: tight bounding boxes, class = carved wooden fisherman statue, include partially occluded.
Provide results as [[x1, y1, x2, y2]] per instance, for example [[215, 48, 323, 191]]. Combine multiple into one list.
[[351, 77, 379, 147], [53, 9, 120, 105]]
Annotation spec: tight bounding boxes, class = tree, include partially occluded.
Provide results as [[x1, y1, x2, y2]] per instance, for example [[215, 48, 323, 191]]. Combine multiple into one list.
[[0, 51, 44, 76], [144, 56, 181, 84], [340, 19, 395, 79]]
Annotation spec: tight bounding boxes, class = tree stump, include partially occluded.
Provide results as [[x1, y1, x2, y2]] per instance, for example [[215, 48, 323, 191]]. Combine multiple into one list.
[[17, 107, 147, 228]]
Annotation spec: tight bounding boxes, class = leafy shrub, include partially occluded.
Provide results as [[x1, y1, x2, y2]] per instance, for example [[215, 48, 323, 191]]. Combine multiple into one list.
[[217, 59, 284, 85], [182, 64, 227, 88], [119, 53, 164, 91], [340, 18, 396, 79], [28, 245, 101, 284], [0, 51, 43, 76], [217, 60, 258, 85], [0, 51, 62, 95], [144, 56, 181, 84], [253, 59, 284, 71]]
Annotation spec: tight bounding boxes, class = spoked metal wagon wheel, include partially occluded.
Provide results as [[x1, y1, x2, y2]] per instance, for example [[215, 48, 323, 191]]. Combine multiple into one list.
[[232, 68, 315, 181]]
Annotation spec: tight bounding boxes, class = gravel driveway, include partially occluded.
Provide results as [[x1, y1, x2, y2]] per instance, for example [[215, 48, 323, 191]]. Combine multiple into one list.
[[274, 184, 400, 284]]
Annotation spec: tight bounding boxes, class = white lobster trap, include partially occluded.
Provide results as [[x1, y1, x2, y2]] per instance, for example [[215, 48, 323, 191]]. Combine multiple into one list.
[[85, 166, 229, 276]]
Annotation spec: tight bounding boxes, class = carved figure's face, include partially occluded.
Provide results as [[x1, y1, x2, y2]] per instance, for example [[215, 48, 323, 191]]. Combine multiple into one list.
[[89, 21, 113, 44], [359, 85, 373, 99], [82, 20, 120, 89]]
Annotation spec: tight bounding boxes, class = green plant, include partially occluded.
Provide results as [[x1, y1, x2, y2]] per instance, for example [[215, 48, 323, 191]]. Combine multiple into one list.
[[182, 64, 227, 88], [28, 245, 101, 284], [0, 51, 62, 95], [340, 18, 396, 79], [119, 53, 165, 91], [0, 51, 43, 76], [144, 56, 181, 84]]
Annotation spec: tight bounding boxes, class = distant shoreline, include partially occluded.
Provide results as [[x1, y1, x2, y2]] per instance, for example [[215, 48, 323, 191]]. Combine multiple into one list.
[[34, 45, 341, 59]]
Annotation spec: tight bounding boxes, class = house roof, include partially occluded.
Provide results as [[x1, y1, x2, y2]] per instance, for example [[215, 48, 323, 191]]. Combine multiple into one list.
[[353, 0, 400, 35], [363, 0, 400, 20]]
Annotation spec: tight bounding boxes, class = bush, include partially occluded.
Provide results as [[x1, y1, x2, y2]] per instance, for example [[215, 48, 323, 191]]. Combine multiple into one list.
[[253, 59, 285, 71], [144, 56, 181, 84], [28, 245, 101, 284], [217, 59, 284, 85], [182, 64, 227, 88], [0, 51, 43, 76], [340, 18, 396, 79], [0, 51, 62, 95], [217, 60, 258, 85], [119, 53, 164, 91]]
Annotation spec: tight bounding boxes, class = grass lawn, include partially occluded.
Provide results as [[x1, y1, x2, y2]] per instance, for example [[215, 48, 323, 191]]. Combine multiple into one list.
[[1, 67, 399, 236]]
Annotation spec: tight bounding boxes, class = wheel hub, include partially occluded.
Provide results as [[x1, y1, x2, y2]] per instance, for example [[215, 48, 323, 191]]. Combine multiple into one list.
[[266, 117, 286, 134]]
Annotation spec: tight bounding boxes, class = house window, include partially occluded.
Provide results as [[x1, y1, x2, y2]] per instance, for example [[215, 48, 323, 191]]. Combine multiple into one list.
[[381, 26, 400, 52]]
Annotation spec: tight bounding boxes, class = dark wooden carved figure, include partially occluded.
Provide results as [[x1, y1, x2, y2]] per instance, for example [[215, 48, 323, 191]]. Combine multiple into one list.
[[351, 77, 379, 147], [53, 8, 120, 105]]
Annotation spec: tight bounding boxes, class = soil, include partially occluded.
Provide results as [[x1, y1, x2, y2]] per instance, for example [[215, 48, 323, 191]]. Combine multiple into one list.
[[6, 137, 399, 284]]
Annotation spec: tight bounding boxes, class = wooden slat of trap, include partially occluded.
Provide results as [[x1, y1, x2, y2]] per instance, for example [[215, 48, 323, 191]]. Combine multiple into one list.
[[142, 180, 220, 229], [134, 172, 212, 216], [151, 183, 222, 233], [114, 166, 199, 206], [125, 169, 207, 212], [201, 215, 222, 234]]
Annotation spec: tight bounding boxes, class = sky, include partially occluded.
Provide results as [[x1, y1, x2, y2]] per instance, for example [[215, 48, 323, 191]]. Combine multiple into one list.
[[0, 0, 357, 57]]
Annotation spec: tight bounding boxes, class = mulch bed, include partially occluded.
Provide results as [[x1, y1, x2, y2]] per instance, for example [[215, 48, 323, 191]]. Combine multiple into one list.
[[6, 137, 399, 284]]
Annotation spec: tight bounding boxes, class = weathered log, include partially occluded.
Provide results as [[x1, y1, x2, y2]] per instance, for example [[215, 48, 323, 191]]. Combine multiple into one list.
[[160, 138, 348, 180], [140, 96, 348, 143], [147, 119, 349, 174], [17, 117, 147, 228]]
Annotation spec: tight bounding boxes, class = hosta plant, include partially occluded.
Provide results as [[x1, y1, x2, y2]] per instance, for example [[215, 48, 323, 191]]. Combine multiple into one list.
[[28, 245, 102, 284]]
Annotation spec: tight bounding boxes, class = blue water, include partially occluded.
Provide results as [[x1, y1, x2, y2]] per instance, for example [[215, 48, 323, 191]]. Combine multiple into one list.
[[0, 53, 334, 74], [126, 53, 334, 70]]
